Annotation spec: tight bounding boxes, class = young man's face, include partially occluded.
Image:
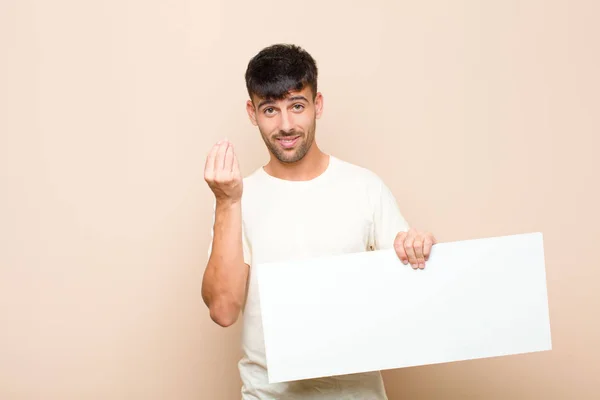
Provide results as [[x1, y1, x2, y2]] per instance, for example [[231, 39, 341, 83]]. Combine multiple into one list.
[[247, 86, 323, 164]]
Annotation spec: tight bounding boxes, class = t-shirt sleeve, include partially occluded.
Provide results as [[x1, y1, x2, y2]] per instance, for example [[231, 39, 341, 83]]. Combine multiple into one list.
[[369, 177, 410, 250], [206, 200, 252, 266]]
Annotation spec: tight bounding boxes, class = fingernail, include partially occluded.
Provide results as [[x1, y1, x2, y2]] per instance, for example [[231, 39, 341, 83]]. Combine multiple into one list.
[[403, 260, 408, 265]]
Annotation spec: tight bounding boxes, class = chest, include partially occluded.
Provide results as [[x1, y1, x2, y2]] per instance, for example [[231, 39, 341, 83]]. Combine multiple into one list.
[[243, 185, 374, 265]]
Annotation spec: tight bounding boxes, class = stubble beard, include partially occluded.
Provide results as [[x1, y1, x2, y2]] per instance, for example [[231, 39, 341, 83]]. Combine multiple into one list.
[[261, 120, 316, 164]]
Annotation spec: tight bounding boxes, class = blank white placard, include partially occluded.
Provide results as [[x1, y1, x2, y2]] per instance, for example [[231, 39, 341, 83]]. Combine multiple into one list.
[[256, 232, 552, 384]]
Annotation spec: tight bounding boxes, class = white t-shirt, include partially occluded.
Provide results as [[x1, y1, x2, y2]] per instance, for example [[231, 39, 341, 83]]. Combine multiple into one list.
[[210, 155, 410, 399]]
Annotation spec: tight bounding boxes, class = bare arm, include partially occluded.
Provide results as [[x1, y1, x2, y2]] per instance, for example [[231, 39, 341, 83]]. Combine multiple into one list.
[[201, 140, 249, 327], [202, 200, 249, 327]]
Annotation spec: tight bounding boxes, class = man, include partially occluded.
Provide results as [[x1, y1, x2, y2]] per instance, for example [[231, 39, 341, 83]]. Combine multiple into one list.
[[202, 44, 437, 399]]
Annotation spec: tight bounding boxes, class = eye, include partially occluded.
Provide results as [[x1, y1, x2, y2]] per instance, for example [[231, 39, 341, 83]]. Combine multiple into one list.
[[264, 107, 276, 115], [292, 104, 305, 111]]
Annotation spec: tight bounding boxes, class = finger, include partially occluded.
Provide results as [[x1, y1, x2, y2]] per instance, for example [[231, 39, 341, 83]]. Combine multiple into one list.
[[394, 232, 408, 264], [214, 140, 229, 172], [424, 233, 435, 261], [204, 143, 220, 180], [414, 233, 425, 269], [404, 229, 418, 269], [224, 143, 235, 172]]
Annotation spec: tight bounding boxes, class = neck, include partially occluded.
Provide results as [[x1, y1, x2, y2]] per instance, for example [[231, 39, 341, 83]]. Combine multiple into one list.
[[264, 142, 329, 181]]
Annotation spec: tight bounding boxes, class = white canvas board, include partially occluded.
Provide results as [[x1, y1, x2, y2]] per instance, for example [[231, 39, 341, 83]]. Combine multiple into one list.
[[256, 232, 552, 383]]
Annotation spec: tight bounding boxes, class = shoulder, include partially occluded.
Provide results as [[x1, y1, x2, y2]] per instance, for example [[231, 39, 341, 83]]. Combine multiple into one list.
[[242, 167, 262, 184], [240, 166, 266, 203], [332, 156, 385, 189], [241, 165, 265, 188]]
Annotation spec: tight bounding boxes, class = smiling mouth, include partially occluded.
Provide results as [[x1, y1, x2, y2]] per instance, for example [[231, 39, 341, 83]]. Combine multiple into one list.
[[277, 136, 300, 149]]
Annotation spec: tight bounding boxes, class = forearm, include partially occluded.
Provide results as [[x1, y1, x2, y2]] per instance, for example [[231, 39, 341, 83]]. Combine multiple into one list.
[[202, 200, 248, 326]]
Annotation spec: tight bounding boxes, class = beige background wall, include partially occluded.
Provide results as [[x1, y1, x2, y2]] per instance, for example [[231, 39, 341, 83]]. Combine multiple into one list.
[[1, 1, 598, 399]]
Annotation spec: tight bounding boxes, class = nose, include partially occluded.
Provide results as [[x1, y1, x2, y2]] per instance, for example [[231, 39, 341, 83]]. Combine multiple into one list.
[[279, 109, 293, 133]]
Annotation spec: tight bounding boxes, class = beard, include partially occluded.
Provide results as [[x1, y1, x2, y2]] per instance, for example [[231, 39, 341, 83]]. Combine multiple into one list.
[[260, 119, 316, 164]]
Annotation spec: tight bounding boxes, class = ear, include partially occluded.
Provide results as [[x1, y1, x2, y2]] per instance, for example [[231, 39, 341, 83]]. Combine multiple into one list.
[[246, 99, 258, 126], [314, 92, 324, 119]]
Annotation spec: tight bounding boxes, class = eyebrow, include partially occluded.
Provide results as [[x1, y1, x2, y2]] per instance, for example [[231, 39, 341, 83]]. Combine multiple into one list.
[[257, 95, 309, 109]]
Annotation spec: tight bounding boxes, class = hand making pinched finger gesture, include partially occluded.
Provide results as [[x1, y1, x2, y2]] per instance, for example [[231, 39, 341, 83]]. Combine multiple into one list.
[[204, 139, 243, 204]]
